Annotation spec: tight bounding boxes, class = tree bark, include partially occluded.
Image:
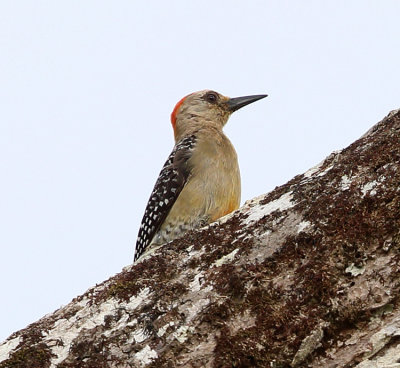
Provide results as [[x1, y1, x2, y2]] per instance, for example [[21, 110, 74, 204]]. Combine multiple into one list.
[[1, 109, 400, 368]]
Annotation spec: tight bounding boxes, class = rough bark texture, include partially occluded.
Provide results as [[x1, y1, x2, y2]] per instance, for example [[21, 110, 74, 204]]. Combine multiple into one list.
[[1, 109, 400, 368]]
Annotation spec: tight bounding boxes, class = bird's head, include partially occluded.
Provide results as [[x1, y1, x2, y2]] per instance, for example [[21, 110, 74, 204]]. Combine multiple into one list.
[[171, 90, 267, 141]]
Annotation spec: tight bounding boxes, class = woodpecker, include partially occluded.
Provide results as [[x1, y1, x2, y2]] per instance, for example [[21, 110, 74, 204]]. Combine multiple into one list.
[[134, 90, 267, 261]]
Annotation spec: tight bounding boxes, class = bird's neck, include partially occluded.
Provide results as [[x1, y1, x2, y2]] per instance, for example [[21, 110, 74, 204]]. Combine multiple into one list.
[[174, 119, 224, 143]]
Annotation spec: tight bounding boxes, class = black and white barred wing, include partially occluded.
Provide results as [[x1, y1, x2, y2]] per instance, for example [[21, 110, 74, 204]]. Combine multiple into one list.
[[134, 135, 196, 261]]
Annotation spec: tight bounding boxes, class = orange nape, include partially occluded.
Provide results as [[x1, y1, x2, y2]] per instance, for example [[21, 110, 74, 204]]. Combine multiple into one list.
[[170, 94, 189, 130]]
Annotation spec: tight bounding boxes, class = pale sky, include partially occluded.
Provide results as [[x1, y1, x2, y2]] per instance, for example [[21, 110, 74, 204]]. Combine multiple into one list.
[[1, 1, 399, 342]]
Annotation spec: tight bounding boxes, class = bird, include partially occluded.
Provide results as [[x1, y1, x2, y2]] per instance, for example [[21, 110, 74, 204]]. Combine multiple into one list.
[[134, 90, 267, 261]]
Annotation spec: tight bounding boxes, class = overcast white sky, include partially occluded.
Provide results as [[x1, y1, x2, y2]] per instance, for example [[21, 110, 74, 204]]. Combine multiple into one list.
[[1, 1, 399, 342]]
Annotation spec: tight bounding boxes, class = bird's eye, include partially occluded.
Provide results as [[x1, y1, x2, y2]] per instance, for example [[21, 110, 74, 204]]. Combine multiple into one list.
[[205, 92, 218, 104]]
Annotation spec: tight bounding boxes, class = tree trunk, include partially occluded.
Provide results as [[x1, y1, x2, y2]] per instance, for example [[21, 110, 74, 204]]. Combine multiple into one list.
[[1, 109, 400, 368]]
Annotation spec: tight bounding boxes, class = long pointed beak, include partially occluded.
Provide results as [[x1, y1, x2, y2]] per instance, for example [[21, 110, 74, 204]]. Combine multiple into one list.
[[227, 94, 268, 112]]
